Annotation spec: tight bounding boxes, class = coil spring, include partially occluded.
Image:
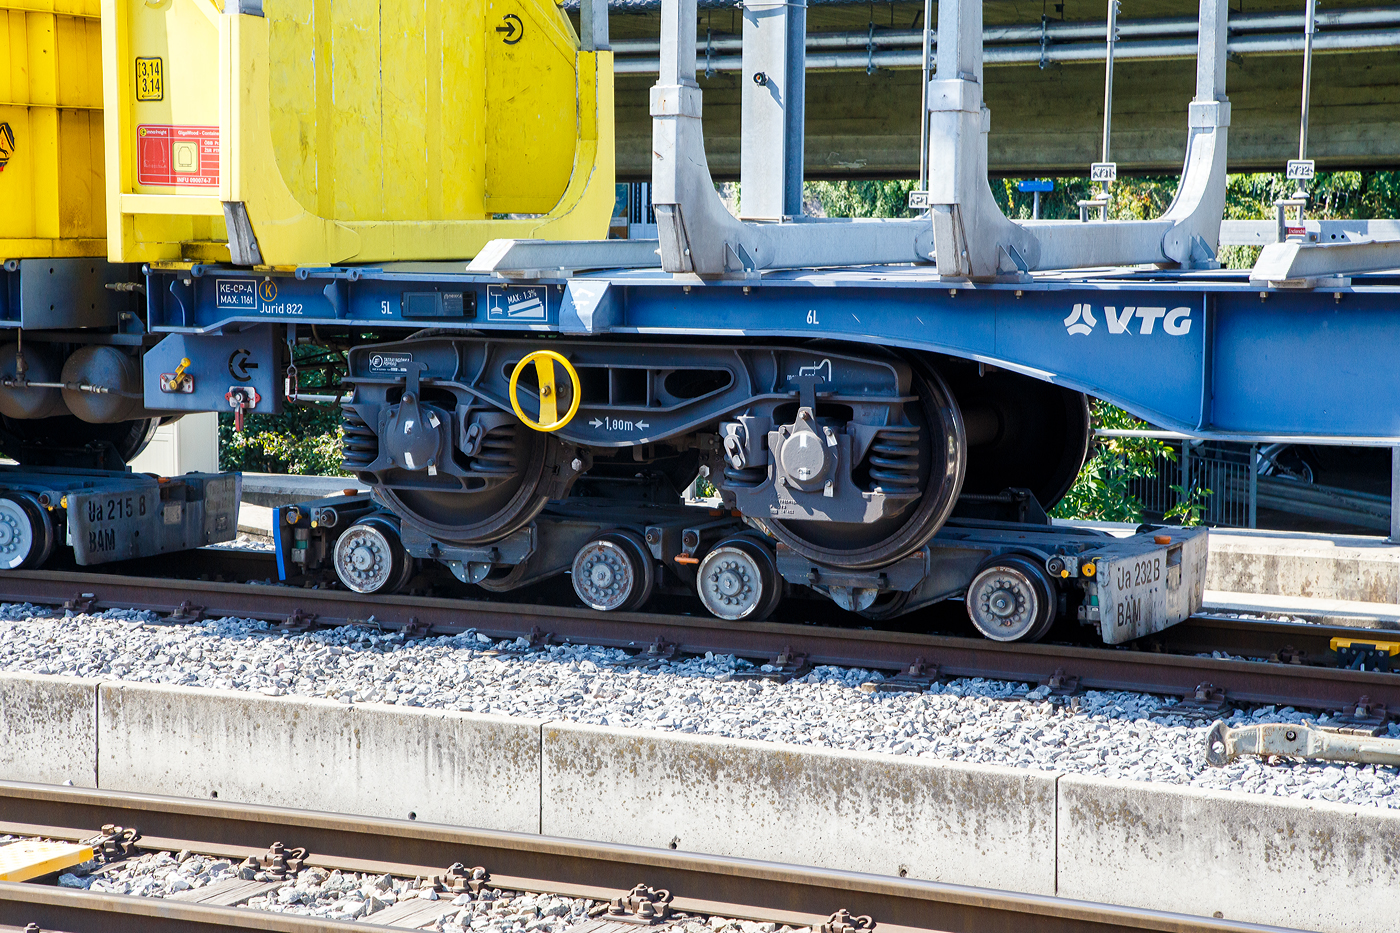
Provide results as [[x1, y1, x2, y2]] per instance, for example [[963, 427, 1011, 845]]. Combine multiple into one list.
[[722, 465, 767, 487], [867, 425, 921, 492], [340, 406, 378, 471], [471, 424, 519, 475]]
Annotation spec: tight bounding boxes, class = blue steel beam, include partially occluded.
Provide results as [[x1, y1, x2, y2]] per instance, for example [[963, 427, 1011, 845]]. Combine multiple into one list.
[[143, 265, 1400, 443]]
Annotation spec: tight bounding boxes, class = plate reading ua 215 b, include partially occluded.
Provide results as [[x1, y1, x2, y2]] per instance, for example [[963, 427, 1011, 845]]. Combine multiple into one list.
[[487, 285, 550, 323]]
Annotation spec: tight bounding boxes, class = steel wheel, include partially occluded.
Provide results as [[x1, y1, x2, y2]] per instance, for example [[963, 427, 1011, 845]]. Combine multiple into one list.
[[696, 536, 780, 622], [765, 357, 966, 570], [964, 555, 1056, 642], [0, 492, 51, 570], [0, 415, 159, 466], [378, 426, 564, 547], [333, 517, 414, 594], [943, 363, 1091, 511], [571, 530, 655, 612]]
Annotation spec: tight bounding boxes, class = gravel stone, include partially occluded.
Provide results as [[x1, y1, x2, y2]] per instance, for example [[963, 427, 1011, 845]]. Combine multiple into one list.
[[36, 842, 800, 933], [3, 606, 1399, 808], [205, 534, 276, 552]]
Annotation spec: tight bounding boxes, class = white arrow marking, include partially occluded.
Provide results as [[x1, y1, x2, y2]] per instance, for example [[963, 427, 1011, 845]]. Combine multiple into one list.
[[636, 420, 649, 430], [590, 418, 604, 428]]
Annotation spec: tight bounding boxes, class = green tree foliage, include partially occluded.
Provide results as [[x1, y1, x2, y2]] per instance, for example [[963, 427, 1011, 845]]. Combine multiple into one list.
[[1050, 401, 1176, 524], [218, 343, 348, 475], [807, 180, 920, 218]]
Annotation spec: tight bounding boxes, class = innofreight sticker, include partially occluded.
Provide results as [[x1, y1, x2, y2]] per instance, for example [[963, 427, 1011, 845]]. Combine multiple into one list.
[[486, 285, 549, 323], [137, 124, 219, 187]]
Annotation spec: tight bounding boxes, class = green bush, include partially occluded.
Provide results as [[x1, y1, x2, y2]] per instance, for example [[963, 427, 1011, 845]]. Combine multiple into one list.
[[218, 343, 348, 475], [218, 406, 346, 476], [1050, 401, 1175, 524], [807, 179, 921, 218]]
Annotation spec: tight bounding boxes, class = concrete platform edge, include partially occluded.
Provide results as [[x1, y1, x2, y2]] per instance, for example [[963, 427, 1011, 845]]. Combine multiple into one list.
[[0, 674, 1393, 931], [542, 720, 1058, 893], [0, 671, 99, 788]]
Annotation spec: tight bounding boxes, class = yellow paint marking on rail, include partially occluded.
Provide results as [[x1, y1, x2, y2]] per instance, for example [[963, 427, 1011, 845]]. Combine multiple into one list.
[[0, 840, 94, 882]]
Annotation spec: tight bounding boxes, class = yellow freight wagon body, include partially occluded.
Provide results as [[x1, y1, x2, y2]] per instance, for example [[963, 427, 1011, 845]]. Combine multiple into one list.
[[101, 0, 614, 266], [0, 0, 106, 258]]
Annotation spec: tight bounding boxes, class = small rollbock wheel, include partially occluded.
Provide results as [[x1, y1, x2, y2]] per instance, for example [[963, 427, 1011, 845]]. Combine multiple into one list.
[[0, 491, 53, 570], [696, 535, 781, 622], [572, 529, 655, 612], [333, 516, 414, 594], [964, 554, 1056, 642]]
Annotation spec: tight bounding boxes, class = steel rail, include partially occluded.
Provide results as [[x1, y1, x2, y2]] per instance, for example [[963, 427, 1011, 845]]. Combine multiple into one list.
[[0, 781, 1306, 933], [1, 567, 1397, 711], [0, 883, 406, 933]]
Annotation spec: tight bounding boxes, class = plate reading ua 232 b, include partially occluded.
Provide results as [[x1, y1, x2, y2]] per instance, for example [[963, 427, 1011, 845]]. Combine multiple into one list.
[[487, 285, 550, 323]]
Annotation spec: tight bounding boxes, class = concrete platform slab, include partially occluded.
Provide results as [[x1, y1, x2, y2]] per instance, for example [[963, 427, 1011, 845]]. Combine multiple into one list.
[[237, 503, 274, 537], [1206, 529, 1400, 607], [239, 473, 369, 508], [97, 683, 542, 832], [541, 722, 1058, 895], [1057, 773, 1400, 933], [0, 673, 97, 788], [1204, 590, 1400, 628], [4, 673, 1400, 930]]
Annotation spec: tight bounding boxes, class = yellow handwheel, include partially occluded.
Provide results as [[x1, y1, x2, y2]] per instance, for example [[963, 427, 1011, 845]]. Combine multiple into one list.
[[509, 350, 582, 432]]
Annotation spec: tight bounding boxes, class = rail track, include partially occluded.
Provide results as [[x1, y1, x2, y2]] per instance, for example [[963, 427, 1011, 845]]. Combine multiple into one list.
[[0, 781, 1306, 933], [1, 560, 1398, 714]]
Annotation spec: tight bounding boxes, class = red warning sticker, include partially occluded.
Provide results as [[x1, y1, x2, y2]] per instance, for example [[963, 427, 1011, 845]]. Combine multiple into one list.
[[137, 124, 219, 187]]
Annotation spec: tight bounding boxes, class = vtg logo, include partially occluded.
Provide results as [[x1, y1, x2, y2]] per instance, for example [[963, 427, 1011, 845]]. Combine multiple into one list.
[[1063, 304, 1193, 337]]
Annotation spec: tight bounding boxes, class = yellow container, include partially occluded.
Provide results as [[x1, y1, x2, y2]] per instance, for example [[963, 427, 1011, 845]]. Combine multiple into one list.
[[102, 0, 614, 266], [0, 0, 107, 258]]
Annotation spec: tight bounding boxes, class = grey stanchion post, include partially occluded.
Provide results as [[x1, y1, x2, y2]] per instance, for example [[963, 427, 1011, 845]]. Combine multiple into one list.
[[1249, 443, 1258, 529], [1390, 446, 1400, 544]]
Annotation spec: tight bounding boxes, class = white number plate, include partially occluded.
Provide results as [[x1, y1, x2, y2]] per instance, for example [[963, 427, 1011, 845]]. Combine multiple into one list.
[[1090, 162, 1118, 182]]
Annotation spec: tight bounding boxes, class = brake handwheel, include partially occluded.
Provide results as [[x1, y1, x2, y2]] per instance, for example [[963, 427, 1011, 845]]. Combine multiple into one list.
[[508, 350, 582, 432]]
